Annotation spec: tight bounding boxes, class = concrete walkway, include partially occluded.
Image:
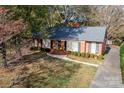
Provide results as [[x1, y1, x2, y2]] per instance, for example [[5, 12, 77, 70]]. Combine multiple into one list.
[[90, 48, 124, 88], [47, 53, 99, 67]]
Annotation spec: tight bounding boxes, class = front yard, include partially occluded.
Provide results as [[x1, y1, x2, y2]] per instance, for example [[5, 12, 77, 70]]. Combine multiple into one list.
[[0, 52, 97, 88], [67, 64, 96, 87]]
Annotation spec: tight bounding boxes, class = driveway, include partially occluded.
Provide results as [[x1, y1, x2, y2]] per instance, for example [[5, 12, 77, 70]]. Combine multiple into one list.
[[90, 47, 124, 88]]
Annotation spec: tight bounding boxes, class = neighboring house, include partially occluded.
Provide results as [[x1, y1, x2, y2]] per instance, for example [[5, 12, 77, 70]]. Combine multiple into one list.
[[32, 26, 107, 55], [106, 40, 113, 45]]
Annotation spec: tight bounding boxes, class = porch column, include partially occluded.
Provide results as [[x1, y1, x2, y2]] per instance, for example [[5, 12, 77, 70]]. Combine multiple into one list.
[[34, 39, 38, 47], [51, 40, 56, 49], [38, 39, 42, 48], [61, 41, 65, 50], [40, 39, 43, 48], [80, 41, 86, 53]]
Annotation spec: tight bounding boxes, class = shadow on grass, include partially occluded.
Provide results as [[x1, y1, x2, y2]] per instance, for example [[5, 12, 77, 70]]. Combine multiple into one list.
[[8, 52, 47, 67]]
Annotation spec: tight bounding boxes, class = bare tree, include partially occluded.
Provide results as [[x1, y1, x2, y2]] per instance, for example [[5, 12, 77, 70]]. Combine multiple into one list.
[[0, 7, 26, 67], [95, 6, 124, 41]]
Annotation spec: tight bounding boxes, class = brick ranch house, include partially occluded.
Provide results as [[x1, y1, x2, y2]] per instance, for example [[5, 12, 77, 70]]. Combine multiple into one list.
[[32, 26, 107, 55]]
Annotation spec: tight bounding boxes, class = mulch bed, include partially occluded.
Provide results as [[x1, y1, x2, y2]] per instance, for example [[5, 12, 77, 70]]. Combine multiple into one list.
[[49, 49, 68, 55]]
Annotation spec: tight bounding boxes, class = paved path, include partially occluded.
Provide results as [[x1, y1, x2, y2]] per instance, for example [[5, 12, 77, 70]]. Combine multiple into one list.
[[47, 53, 99, 67], [90, 48, 124, 88]]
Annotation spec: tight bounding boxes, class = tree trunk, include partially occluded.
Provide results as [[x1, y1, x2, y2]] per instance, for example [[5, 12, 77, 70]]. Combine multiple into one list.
[[15, 35, 22, 60], [16, 45, 22, 58], [1, 42, 8, 68]]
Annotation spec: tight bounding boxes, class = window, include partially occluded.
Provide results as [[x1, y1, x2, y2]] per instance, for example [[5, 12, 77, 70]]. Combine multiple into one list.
[[88, 42, 91, 53], [43, 39, 50, 48], [87, 42, 99, 54]]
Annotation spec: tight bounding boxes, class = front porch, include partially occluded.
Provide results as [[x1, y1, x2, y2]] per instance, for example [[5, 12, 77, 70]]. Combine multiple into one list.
[[50, 40, 68, 55], [33, 38, 68, 55]]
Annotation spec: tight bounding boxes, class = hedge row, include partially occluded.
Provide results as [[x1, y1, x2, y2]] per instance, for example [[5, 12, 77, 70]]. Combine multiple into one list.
[[70, 51, 103, 60], [30, 47, 39, 51], [30, 46, 103, 60]]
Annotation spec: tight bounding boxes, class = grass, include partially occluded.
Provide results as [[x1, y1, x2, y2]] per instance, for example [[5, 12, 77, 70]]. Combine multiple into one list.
[[120, 44, 124, 83], [66, 64, 97, 88], [21, 56, 80, 88], [67, 55, 103, 65], [0, 53, 97, 88], [0, 55, 80, 88]]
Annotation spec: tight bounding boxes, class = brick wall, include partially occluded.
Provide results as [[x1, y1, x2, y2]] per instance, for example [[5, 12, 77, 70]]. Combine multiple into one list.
[[99, 42, 105, 55], [80, 41, 86, 53]]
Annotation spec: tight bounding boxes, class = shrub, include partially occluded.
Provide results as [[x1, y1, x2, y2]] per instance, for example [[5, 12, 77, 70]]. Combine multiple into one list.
[[40, 48, 45, 52], [71, 51, 74, 55], [97, 55, 103, 60], [73, 52, 75, 55], [72, 52, 75, 56], [81, 53, 85, 57], [90, 54, 94, 58], [77, 52, 81, 56], [71, 52, 81, 56], [30, 47, 39, 51], [73, 52, 77, 56], [94, 55, 98, 59], [113, 40, 122, 46], [43, 48, 50, 52], [85, 53, 90, 58], [70, 52, 72, 55], [75, 52, 78, 56]]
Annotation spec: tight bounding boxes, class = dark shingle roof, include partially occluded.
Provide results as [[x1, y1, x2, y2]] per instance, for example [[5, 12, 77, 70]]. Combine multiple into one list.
[[48, 26, 106, 42], [33, 26, 107, 42]]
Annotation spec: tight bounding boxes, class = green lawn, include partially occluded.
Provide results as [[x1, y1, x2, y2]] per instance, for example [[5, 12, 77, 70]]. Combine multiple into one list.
[[66, 64, 97, 88], [21, 56, 80, 88], [0, 55, 80, 88], [0, 54, 97, 88], [120, 44, 124, 83]]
